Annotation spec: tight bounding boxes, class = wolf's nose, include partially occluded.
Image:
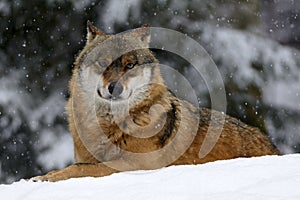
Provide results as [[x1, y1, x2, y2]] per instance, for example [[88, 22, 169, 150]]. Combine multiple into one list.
[[108, 81, 123, 98]]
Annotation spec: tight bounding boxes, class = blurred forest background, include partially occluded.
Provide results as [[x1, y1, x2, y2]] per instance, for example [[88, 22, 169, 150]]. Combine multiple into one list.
[[0, 0, 299, 184]]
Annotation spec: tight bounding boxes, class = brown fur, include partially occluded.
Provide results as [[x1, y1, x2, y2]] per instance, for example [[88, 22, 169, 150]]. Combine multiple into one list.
[[32, 23, 279, 182]]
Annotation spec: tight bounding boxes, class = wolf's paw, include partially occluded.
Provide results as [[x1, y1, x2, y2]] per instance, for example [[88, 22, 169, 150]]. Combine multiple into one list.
[[30, 170, 64, 182], [29, 175, 47, 182]]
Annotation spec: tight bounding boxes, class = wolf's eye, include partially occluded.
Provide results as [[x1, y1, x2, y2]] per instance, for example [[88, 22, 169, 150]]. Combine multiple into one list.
[[97, 61, 108, 67], [125, 63, 135, 69]]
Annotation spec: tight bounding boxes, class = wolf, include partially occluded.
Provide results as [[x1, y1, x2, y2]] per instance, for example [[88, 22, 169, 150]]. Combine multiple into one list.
[[33, 22, 279, 182]]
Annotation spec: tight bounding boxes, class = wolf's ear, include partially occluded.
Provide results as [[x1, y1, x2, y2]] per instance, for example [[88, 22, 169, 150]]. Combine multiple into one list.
[[132, 24, 151, 47], [86, 21, 105, 43]]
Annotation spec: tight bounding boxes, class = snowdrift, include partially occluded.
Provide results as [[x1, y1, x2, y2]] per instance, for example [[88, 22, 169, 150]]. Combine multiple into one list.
[[1, 154, 300, 200]]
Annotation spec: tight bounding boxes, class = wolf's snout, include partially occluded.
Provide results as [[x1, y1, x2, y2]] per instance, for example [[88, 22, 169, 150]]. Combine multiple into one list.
[[108, 81, 123, 98]]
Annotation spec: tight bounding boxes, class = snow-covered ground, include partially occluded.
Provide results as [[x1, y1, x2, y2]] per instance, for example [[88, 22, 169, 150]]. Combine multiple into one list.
[[1, 154, 300, 200]]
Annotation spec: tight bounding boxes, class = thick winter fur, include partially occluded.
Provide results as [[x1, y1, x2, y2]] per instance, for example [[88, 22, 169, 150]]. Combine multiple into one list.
[[33, 22, 279, 182]]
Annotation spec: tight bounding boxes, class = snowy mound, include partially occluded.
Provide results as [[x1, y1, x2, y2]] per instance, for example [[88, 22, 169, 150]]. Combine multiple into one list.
[[1, 154, 300, 200]]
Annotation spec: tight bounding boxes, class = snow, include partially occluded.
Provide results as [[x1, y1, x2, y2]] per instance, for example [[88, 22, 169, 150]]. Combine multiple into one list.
[[264, 79, 300, 112], [101, 0, 142, 31], [37, 133, 73, 171], [192, 23, 300, 153], [0, 70, 73, 181], [1, 0, 299, 185], [1, 154, 300, 200], [198, 24, 300, 86]]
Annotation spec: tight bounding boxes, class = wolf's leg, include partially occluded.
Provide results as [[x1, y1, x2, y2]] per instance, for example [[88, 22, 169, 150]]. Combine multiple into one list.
[[31, 162, 120, 182]]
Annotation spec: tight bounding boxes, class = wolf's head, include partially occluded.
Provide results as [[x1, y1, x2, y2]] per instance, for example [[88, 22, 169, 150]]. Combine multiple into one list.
[[72, 22, 166, 118]]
